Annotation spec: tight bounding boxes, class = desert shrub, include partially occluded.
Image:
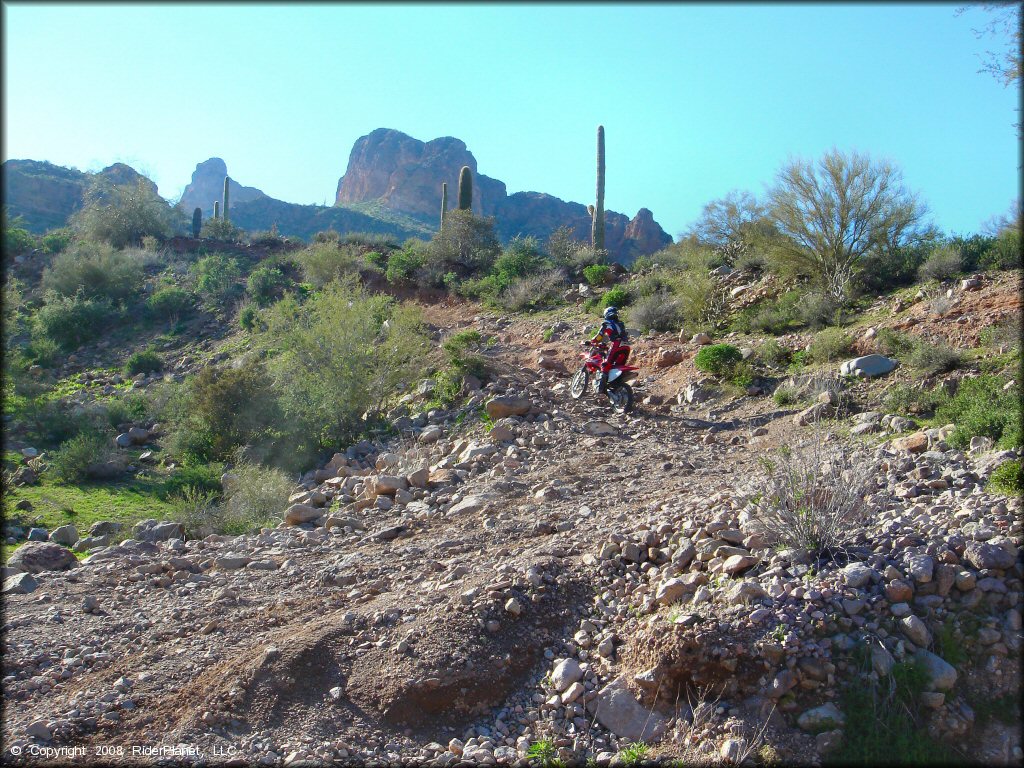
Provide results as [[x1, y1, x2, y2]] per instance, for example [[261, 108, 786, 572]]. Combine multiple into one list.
[[547, 226, 605, 270], [257, 282, 431, 453], [165, 362, 281, 463], [33, 290, 117, 349], [312, 230, 340, 245], [40, 228, 73, 254], [167, 488, 221, 539], [3, 223, 34, 256], [905, 338, 961, 375], [103, 392, 151, 428], [364, 250, 386, 269], [628, 291, 684, 332], [979, 317, 1021, 353], [42, 240, 144, 304], [772, 384, 800, 406], [980, 227, 1021, 270], [340, 232, 398, 249], [249, 226, 286, 248], [71, 178, 174, 248], [384, 243, 427, 283], [428, 210, 501, 276], [676, 268, 729, 332], [694, 344, 743, 378], [988, 459, 1023, 496], [601, 285, 630, 309], [917, 244, 962, 282], [748, 433, 880, 554], [124, 349, 163, 376], [199, 217, 243, 242], [246, 265, 288, 306], [160, 463, 224, 500], [145, 285, 192, 320], [738, 290, 802, 335], [239, 304, 259, 331], [295, 242, 368, 287], [875, 328, 915, 358], [47, 430, 115, 484], [798, 292, 843, 329], [219, 460, 293, 534], [754, 340, 792, 370], [191, 253, 241, 307], [496, 270, 566, 312], [807, 328, 853, 363], [582, 264, 611, 286], [24, 336, 60, 367], [936, 375, 1020, 449], [495, 236, 546, 279], [882, 383, 943, 416]]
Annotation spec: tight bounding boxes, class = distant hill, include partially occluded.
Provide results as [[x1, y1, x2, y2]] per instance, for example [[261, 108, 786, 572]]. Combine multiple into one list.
[[1, 160, 156, 234], [4, 129, 673, 261]]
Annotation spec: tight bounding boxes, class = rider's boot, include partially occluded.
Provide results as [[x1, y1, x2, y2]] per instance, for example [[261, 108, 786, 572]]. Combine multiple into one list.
[[597, 371, 609, 394]]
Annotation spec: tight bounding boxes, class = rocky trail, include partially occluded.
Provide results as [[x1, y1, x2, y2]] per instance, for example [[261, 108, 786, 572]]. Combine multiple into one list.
[[3, 306, 1022, 767]]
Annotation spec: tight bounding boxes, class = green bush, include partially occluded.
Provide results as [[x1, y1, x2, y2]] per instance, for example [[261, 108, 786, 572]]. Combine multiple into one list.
[[33, 290, 118, 349], [103, 392, 151, 428], [41, 240, 144, 304], [219, 461, 293, 534], [384, 244, 426, 283], [754, 340, 792, 369], [48, 431, 115, 483], [807, 328, 853, 363], [494, 236, 546, 280], [71, 178, 174, 248], [694, 343, 743, 378], [249, 227, 286, 248], [772, 384, 800, 406], [191, 254, 241, 307], [246, 265, 287, 306], [798, 292, 843, 329], [905, 338, 961, 375], [145, 285, 192, 320], [882, 383, 943, 416], [738, 290, 802, 335], [40, 228, 73, 254], [859, 242, 931, 294], [199, 217, 243, 242], [936, 375, 1020, 449], [918, 244, 962, 282], [160, 463, 225, 500], [340, 231, 398, 249], [239, 304, 259, 331], [601, 285, 630, 309], [875, 328, 915, 358], [125, 349, 163, 376], [295, 242, 368, 287], [3, 223, 35, 256], [427, 209, 501, 276], [980, 227, 1021, 270], [988, 459, 1023, 496], [582, 264, 611, 286], [496, 270, 566, 312], [628, 292, 684, 332], [442, 329, 487, 378], [676, 268, 729, 332]]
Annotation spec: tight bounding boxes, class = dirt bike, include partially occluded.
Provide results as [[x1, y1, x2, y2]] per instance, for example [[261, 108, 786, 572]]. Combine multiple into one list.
[[569, 340, 638, 413]]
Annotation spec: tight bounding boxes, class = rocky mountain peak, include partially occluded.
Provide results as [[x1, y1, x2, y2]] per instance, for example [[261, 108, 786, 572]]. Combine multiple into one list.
[[178, 158, 266, 216]]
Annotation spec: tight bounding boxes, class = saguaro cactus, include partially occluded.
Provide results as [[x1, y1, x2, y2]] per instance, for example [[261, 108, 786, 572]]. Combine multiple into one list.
[[214, 201, 220, 219], [458, 166, 473, 212], [223, 176, 230, 222], [440, 182, 448, 229], [192, 207, 202, 238], [592, 125, 605, 251]]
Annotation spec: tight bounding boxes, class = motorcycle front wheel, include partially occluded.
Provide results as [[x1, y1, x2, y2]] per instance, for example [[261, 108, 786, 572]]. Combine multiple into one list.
[[607, 383, 634, 413], [569, 367, 589, 399]]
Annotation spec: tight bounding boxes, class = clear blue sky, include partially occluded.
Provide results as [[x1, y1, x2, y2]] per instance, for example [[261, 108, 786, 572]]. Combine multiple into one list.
[[3, 2, 1019, 239]]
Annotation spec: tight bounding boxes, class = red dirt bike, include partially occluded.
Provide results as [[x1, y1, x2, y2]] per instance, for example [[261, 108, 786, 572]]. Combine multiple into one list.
[[569, 340, 638, 413]]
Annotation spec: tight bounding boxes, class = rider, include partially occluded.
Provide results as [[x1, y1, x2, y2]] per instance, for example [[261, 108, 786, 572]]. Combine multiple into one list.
[[585, 306, 629, 393]]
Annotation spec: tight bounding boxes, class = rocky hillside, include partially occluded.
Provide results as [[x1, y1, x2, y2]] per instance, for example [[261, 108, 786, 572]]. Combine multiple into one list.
[[2, 274, 1021, 766], [1, 160, 157, 233], [336, 128, 673, 263]]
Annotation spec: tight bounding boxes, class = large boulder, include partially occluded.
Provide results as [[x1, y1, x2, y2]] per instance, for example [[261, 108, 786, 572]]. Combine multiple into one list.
[[797, 702, 845, 732], [963, 540, 1016, 570], [7, 542, 77, 573], [586, 677, 668, 741], [48, 525, 79, 546], [914, 649, 957, 692], [284, 504, 322, 525], [485, 397, 532, 420], [840, 354, 897, 378], [132, 519, 185, 542], [3, 572, 39, 594]]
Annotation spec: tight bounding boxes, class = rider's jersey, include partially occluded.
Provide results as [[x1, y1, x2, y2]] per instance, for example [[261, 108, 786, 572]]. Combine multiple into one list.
[[597, 317, 628, 342]]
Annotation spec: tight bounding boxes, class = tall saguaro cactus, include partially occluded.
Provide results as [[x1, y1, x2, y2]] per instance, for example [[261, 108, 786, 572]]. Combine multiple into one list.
[[214, 201, 220, 219], [223, 176, 231, 222], [440, 182, 448, 229], [192, 207, 202, 238], [457, 166, 473, 212], [592, 125, 605, 251]]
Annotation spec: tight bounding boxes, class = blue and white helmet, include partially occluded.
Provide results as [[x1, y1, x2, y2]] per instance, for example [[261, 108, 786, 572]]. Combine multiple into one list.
[[603, 306, 618, 321]]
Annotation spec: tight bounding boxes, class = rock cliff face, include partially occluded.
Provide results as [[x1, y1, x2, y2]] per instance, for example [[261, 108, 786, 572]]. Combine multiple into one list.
[[178, 158, 266, 218], [335, 128, 671, 263], [1, 160, 159, 233]]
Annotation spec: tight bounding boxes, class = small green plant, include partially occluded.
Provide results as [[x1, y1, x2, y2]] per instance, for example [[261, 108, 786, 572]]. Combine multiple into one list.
[[542, 327, 555, 343], [905, 338, 961, 375], [47, 431, 115, 484], [619, 742, 648, 766], [882, 383, 944, 416], [582, 264, 611, 286], [936, 375, 1019, 449], [146, 285, 192, 321], [754, 340, 792, 370], [601, 285, 630, 308], [933, 623, 968, 668], [988, 458, 1023, 496], [807, 328, 853, 363], [191, 253, 241, 307], [239, 304, 259, 331], [124, 349, 163, 376], [694, 343, 743, 378], [526, 738, 562, 768], [246, 265, 288, 307]]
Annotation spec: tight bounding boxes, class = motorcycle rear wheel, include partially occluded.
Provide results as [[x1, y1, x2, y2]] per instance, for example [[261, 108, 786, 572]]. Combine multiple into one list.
[[569, 367, 588, 399], [608, 383, 634, 413]]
